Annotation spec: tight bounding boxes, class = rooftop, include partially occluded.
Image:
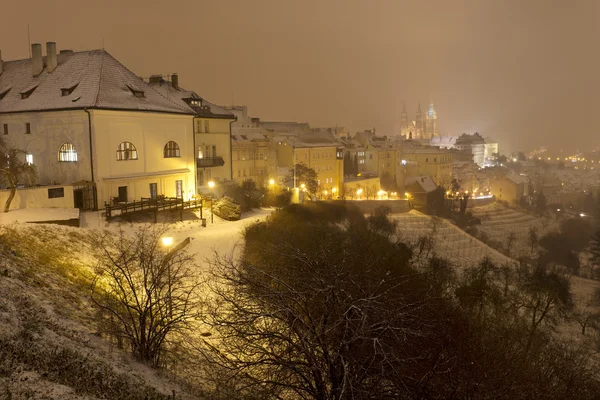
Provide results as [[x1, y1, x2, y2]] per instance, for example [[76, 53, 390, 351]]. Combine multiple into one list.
[[0, 48, 193, 115]]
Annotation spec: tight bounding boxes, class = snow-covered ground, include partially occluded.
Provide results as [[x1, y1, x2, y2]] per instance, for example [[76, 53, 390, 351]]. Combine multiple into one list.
[[392, 210, 514, 268], [470, 202, 559, 258], [0, 207, 79, 224]]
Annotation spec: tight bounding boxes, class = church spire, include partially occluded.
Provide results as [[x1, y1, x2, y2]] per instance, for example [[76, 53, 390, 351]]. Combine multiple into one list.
[[400, 101, 409, 138]]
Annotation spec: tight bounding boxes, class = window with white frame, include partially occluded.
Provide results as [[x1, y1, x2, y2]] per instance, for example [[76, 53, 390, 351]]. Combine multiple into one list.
[[58, 143, 78, 162]]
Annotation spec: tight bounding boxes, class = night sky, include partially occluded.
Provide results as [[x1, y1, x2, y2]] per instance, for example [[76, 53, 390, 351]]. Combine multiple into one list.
[[2, 0, 598, 153]]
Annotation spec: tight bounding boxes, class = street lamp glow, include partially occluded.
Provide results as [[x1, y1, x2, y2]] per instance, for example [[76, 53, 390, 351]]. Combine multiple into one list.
[[323, 190, 328, 195], [356, 188, 363, 195], [161, 237, 174, 247], [208, 181, 215, 188], [300, 183, 306, 189], [269, 179, 275, 185], [332, 187, 337, 193]]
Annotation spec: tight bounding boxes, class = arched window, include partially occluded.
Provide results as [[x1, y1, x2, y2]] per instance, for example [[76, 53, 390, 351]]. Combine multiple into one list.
[[58, 143, 78, 162], [164, 141, 180, 158], [116, 142, 138, 161]]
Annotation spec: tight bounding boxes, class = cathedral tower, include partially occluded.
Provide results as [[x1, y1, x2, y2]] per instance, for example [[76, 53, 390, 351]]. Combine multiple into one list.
[[425, 102, 439, 138], [400, 102, 410, 138], [415, 102, 424, 139]]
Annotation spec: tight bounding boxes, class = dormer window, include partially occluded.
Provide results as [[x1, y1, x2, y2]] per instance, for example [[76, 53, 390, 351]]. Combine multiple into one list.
[[0, 87, 11, 100], [126, 84, 145, 98], [20, 85, 38, 99], [61, 83, 79, 97]]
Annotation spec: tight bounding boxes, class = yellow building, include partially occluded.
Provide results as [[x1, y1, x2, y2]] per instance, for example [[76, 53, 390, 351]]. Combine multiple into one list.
[[401, 144, 453, 188], [0, 43, 234, 209], [277, 133, 344, 195], [231, 132, 277, 186], [353, 130, 404, 187]]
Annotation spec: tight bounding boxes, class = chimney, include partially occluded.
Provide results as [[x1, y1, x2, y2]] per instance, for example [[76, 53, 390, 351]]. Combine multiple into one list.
[[46, 42, 57, 73], [171, 73, 179, 89], [31, 43, 43, 76], [0, 50, 3, 76]]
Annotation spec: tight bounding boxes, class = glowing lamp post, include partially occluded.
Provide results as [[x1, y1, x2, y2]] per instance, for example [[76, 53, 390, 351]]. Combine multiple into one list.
[[269, 179, 275, 186], [161, 237, 174, 247], [161, 236, 174, 316], [208, 181, 215, 223]]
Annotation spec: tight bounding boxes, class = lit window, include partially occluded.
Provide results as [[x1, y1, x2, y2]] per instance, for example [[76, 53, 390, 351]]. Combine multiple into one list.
[[116, 142, 138, 161], [163, 141, 180, 158], [58, 143, 78, 162], [25, 154, 33, 165]]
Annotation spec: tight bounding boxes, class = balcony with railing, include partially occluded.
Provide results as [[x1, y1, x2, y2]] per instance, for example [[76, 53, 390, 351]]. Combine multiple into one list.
[[197, 156, 225, 168]]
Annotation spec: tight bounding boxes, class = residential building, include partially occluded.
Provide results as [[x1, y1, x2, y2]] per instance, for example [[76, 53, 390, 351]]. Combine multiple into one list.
[[277, 131, 344, 194], [400, 142, 453, 188], [230, 132, 277, 186], [490, 175, 529, 205], [147, 75, 235, 190], [0, 42, 233, 210], [354, 130, 401, 185], [223, 105, 278, 186], [405, 176, 438, 211]]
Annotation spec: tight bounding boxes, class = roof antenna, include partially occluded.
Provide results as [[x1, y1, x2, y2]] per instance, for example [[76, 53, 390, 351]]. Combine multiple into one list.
[[27, 24, 31, 58], [102, 37, 105, 50]]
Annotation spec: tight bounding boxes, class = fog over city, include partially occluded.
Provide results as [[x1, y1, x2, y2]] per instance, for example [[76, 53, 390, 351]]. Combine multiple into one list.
[[3, 2, 600, 399], [2, 0, 598, 152]]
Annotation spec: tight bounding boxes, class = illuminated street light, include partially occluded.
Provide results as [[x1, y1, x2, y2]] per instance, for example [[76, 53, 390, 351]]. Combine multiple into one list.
[[161, 237, 174, 247], [207, 181, 216, 223], [300, 183, 306, 189], [269, 179, 275, 186], [332, 187, 337, 193]]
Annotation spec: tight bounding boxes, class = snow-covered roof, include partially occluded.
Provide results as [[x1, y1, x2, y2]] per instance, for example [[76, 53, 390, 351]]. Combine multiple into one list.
[[405, 176, 438, 193], [281, 132, 341, 148], [504, 174, 528, 185], [147, 79, 233, 119], [259, 121, 311, 134], [430, 136, 457, 147], [0, 50, 194, 115]]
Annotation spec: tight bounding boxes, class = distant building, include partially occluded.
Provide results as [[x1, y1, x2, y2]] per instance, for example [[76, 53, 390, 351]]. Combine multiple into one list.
[[277, 131, 344, 195], [490, 175, 529, 205], [431, 132, 487, 167], [405, 176, 438, 211], [223, 105, 278, 186], [401, 141, 453, 188], [401, 101, 440, 139], [424, 103, 439, 139]]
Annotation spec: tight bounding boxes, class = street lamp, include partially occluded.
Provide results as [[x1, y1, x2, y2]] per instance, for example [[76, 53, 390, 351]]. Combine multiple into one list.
[[161, 236, 174, 317], [208, 181, 215, 223], [269, 179, 275, 186]]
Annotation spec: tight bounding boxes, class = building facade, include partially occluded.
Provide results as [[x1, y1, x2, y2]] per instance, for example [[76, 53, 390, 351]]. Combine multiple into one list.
[[0, 42, 233, 209]]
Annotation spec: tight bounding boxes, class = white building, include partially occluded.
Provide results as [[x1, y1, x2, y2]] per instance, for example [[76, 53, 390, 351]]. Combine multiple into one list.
[[0, 42, 234, 210]]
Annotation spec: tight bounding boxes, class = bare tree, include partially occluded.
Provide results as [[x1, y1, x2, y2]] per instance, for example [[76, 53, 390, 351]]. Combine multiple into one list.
[[90, 225, 202, 367], [528, 226, 539, 254], [204, 204, 447, 399], [0, 137, 37, 213], [506, 231, 517, 257]]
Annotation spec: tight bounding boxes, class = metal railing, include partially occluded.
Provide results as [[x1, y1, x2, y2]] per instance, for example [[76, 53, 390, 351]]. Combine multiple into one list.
[[197, 157, 225, 168]]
